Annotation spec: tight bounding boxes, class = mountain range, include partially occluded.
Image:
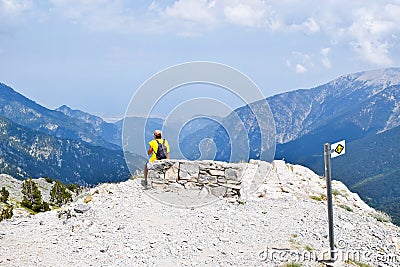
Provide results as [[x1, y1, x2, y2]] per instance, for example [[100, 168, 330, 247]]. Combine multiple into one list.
[[269, 68, 400, 223], [0, 83, 120, 150], [0, 114, 136, 185], [273, 68, 400, 171], [0, 67, 399, 223], [174, 67, 400, 224], [0, 82, 145, 185], [56, 105, 122, 147], [272, 68, 400, 144]]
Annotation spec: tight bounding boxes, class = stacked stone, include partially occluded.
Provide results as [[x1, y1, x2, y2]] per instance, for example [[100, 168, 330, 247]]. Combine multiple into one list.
[[146, 159, 246, 200], [146, 160, 176, 190]]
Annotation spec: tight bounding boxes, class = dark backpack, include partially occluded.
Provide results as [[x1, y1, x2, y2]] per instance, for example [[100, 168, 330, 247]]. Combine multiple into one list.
[[155, 139, 167, 160]]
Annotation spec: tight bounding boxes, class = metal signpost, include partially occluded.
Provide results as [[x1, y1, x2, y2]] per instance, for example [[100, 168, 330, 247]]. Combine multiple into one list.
[[324, 140, 346, 262]]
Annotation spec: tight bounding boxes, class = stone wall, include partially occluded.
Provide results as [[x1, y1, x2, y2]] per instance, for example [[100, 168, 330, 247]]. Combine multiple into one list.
[[146, 159, 257, 201]]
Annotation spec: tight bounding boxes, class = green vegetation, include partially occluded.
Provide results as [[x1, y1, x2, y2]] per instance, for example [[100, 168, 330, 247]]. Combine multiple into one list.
[[1, 177, 80, 220], [0, 204, 13, 221], [45, 176, 53, 183], [21, 178, 50, 212], [310, 194, 326, 202], [372, 211, 391, 223], [332, 125, 400, 226], [1, 186, 13, 221], [310, 195, 322, 201], [339, 204, 353, 212], [66, 183, 83, 196], [332, 189, 348, 198], [304, 245, 313, 252], [83, 195, 93, 203], [67, 183, 78, 192], [282, 263, 302, 267], [345, 258, 372, 267], [287, 164, 294, 172], [50, 180, 72, 207], [238, 200, 246, 205], [0, 187, 9, 203], [289, 236, 300, 249]]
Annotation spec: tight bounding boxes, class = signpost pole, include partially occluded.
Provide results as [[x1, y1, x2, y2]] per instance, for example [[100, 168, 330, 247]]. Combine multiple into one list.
[[324, 143, 335, 261]]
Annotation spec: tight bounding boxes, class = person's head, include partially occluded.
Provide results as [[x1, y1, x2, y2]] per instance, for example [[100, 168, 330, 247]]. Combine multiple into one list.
[[154, 130, 162, 139]]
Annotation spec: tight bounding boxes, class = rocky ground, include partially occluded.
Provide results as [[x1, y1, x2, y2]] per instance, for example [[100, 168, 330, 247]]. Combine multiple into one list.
[[1, 161, 400, 267]]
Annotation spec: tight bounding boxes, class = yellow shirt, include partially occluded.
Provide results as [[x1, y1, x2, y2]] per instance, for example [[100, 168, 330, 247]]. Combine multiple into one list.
[[148, 139, 170, 162]]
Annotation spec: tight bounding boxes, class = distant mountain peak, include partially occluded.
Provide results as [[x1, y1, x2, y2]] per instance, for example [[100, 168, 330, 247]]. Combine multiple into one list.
[[56, 104, 95, 118], [57, 104, 71, 111], [332, 67, 400, 93], [55, 105, 122, 147], [352, 67, 400, 83]]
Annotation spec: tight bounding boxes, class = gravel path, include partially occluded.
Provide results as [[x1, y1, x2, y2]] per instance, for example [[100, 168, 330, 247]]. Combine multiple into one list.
[[1, 177, 400, 267]]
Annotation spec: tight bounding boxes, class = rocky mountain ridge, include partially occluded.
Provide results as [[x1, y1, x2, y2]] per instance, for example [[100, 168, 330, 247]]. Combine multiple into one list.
[[0, 83, 147, 184], [0, 83, 117, 150], [0, 114, 137, 185], [173, 68, 400, 227], [175, 68, 400, 166], [56, 105, 121, 147], [270, 67, 400, 144], [1, 160, 399, 266]]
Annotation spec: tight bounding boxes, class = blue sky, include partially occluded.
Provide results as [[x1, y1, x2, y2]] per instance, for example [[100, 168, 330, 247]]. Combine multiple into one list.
[[1, 0, 400, 120]]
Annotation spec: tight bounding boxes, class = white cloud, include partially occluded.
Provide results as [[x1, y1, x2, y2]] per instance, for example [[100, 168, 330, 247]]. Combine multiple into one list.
[[288, 51, 315, 74], [148, 1, 161, 13], [303, 17, 320, 33], [48, 0, 137, 33], [262, 1, 400, 65], [0, 0, 32, 15], [268, 16, 320, 34], [350, 39, 392, 65], [164, 0, 216, 25], [160, 0, 268, 30], [321, 47, 332, 68], [293, 51, 313, 66], [12, 0, 398, 67], [346, 4, 400, 65], [0, 0, 34, 35], [295, 64, 307, 73], [288, 48, 333, 72], [223, 1, 267, 27], [264, 1, 322, 34]]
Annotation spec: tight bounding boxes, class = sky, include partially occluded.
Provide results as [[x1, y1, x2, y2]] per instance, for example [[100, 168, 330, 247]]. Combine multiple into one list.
[[1, 0, 400, 121]]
